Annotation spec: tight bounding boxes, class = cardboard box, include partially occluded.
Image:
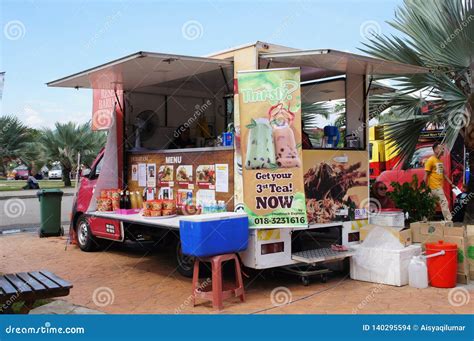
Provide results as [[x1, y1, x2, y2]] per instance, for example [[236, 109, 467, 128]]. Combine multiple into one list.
[[441, 235, 469, 276], [467, 225, 474, 280], [410, 221, 454, 243], [360, 224, 412, 247], [457, 273, 469, 284], [412, 221, 469, 283]]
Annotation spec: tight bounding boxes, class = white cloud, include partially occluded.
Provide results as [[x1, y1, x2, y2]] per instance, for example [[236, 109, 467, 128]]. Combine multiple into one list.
[[23, 106, 44, 127], [18, 100, 91, 129], [57, 112, 90, 125]]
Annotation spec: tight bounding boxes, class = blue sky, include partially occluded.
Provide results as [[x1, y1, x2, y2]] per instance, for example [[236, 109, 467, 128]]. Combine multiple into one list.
[[1, 0, 402, 129]]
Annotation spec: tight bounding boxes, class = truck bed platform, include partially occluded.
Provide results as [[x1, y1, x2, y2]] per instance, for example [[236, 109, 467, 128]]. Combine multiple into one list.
[[292, 248, 355, 264]]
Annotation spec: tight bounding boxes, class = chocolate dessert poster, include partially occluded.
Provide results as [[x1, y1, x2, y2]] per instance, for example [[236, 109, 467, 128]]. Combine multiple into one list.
[[303, 150, 369, 224], [237, 68, 307, 228]]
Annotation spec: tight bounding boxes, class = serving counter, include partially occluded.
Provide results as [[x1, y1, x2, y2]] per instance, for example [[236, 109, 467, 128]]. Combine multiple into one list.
[[88, 211, 245, 230]]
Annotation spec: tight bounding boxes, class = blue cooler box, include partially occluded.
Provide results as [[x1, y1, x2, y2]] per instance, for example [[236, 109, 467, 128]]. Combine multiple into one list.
[[180, 212, 249, 257]]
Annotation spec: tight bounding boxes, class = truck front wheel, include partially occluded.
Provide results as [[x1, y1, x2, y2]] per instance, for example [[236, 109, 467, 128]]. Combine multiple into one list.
[[77, 215, 100, 252], [176, 240, 194, 278]]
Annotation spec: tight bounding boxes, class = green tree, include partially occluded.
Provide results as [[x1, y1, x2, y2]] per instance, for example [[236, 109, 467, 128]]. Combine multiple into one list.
[[361, 0, 474, 223], [39, 121, 106, 186], [389, 175, 438, 223], [0, 115, 34, 175]]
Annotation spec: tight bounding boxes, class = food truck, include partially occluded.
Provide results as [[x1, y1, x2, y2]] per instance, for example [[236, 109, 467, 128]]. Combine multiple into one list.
[[48, 41, 427, 280]]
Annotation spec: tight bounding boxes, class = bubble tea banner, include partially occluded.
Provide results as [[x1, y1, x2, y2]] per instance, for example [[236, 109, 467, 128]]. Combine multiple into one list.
[[237, 68, 307, 228]]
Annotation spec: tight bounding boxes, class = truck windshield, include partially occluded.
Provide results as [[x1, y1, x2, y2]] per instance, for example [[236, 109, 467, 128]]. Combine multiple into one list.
[[407, 146, 433, 169], [95, 157, 104, 176]]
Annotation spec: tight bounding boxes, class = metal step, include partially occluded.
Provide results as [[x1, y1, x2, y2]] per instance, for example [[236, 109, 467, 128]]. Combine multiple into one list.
[[292, 247, 355, 264]]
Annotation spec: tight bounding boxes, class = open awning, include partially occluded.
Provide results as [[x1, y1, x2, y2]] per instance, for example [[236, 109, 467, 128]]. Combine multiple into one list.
[[260, 49, 430, 81], [47, 51, 233, 92]]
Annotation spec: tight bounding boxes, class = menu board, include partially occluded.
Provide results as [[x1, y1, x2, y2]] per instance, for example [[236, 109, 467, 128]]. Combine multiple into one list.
[[237, 68, 307, 228], [128, 149, 234, 210]]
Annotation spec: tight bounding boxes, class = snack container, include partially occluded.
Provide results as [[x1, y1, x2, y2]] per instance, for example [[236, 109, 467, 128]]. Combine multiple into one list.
[[106, 189, 115, 199], [162, 200, 176, 210], [111, 199, 120, 211], [152, 200, 163, 210], [143, 201, 154, 210], [162, 209, 175, 216], [97, 198, 112, 211]]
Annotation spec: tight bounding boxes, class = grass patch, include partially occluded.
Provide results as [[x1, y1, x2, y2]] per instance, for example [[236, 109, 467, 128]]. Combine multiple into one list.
[[12, 299, 53, 314], [0, 180, 76, 191]]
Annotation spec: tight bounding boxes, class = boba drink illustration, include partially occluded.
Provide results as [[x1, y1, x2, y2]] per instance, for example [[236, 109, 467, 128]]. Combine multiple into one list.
[[274, 124, 301, 168], [269, 103, 301, 168], [245, 118, 276, 169], [269, 103, 295, 126]]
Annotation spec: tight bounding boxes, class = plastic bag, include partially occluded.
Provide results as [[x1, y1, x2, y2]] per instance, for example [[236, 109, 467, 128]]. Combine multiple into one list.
[[362, 226, 404, 250], [352, 226, 404, 275]]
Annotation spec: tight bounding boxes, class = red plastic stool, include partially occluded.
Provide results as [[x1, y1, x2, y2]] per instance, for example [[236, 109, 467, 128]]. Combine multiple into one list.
[[192, 253, 245, 310]]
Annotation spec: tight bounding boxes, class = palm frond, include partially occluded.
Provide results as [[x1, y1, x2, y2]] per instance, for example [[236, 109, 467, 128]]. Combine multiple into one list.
[[361, 0, 473, 161], [384, 117, 431, 162], [302, 101, 332, 129]]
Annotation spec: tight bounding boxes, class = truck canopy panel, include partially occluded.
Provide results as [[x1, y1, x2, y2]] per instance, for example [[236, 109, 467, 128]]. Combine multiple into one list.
[[260, 49, 429, 81], [47, 52, 233, 92]]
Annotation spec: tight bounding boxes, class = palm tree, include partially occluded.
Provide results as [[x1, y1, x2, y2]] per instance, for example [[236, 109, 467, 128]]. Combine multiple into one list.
[[301, 101, 332, 146], [39, 121, 106, 186], [0, 115, 34, 175], [361, 0, 474, 223]]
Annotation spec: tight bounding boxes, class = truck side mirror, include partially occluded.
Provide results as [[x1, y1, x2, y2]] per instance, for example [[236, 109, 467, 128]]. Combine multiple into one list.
[[82, 168, 91, 178]]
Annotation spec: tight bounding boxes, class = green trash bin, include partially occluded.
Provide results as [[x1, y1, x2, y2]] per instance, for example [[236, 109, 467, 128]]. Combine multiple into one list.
[[37, 189, 64, 237]]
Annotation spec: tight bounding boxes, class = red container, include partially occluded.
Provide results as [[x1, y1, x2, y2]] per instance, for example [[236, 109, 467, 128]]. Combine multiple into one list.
[[425, 240, 458, 288]]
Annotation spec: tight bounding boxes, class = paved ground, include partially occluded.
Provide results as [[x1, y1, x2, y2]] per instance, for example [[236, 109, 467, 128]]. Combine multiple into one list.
[[0, 188, 74, 231], [1, 233, 472, 314]]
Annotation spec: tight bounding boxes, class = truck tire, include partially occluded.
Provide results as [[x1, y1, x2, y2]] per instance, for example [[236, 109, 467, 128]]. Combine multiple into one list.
[[76, 215, 99, 252], [175, 240, 195, 278]]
